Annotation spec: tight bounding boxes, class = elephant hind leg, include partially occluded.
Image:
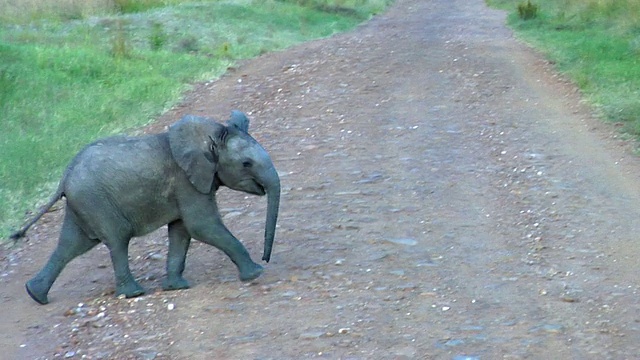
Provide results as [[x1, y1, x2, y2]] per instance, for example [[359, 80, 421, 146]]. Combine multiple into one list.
[[163, 220, 191, 291], [104, 237, 145, 299], [26, 210, 99, 304]]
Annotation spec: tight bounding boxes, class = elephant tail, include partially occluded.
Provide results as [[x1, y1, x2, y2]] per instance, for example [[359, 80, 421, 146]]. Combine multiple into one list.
[[10, 187, 64, 242]]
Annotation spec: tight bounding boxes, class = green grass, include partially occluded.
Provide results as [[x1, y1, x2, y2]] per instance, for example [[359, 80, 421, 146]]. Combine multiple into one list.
[[0, 0, 391, 239], [486, 0, 640, 136], [0, 0, 224, 22]]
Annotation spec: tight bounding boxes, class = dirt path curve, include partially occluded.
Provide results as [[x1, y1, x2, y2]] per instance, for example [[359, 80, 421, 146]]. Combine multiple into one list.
[[3, 0, 640, 358]]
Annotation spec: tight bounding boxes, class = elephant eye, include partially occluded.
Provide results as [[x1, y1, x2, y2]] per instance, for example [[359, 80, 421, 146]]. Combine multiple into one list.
[[242, 160, 253, 168], [207, 136, 215, 152]]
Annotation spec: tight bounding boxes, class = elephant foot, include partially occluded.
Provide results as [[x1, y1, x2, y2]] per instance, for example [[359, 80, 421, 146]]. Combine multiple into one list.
[[115, 281, 145, 299], [26, 279, 50, 305], [162, 276, 190, 291], [239, 263, 264, 282]]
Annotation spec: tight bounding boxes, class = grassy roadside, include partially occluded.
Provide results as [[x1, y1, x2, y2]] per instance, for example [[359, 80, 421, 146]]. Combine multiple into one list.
[[0, 0, 391, 239], [486, 0, 640, 137]]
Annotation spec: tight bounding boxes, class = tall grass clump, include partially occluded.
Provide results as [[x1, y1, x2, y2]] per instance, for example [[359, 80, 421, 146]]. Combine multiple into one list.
[[517, 1, 538, 20], [278, 0, 392, 18], [0, 0, 114, 22], [149, 21, 168, 51], [0, 0, 390, 240], [0, 0, 205, 22], [486, 0, 640, 138]]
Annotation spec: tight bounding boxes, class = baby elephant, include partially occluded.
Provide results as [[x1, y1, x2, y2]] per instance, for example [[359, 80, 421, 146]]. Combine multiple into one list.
[[11, 111, 280, 304]]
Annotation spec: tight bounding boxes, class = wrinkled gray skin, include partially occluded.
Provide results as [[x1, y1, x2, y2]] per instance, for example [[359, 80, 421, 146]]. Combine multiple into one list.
[[11, 111, 280, 305]]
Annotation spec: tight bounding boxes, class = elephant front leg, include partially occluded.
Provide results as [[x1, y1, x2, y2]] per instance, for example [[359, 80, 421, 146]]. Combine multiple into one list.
[[106, 239, 145, 298], [228, 241, 264, 282], [181, 197, 263, 282], [163, 220, 191, 291], [186, 219, 263, 282]]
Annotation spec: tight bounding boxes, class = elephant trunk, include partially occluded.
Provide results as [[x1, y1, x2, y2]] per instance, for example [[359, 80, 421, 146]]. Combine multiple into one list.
[[262, 169, 280, 262]]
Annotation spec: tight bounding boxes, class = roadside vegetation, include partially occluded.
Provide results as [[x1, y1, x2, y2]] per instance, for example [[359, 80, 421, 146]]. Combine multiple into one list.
[[486, 0, 640, 138], [0, 0, 391, 239]]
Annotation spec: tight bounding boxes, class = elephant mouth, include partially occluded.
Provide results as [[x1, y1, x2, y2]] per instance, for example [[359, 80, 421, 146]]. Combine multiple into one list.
[[249, 181, 266, 196], [232, 179, 266, 196], [215, 174, 266, 196]]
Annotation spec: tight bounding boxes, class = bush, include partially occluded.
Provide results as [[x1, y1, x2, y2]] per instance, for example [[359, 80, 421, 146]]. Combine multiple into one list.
[[149, 22, 167, 51], [517, 0, 538, 20]]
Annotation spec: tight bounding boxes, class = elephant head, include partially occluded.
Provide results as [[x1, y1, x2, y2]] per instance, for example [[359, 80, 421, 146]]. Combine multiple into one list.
[[169, 112, 280, 262]]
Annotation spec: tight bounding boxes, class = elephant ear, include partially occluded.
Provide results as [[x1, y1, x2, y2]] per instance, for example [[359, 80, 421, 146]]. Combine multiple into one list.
[[169, 115, 223, 194], [227, 110, 250, 133]]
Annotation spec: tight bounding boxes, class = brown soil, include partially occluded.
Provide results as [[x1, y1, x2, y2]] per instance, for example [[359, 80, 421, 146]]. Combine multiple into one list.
[[3, 0, 640, 358]]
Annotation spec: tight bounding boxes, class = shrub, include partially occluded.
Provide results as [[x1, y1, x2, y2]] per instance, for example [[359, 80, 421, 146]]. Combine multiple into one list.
[[149, 22, 167, 51], [111, 19, 130, 58], [518, 0, 538, 20], [176, 35, 199, 53]]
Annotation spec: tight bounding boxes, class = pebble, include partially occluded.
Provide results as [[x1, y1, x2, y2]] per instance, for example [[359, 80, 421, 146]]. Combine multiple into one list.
[[444, 339, 464, 347], [147, 253, 164, 261], [281, 291, 297, 298], [385, 238, 418, 246], [356, 172, 384, 184], [83, 312, 107, 328], [334, 191, 362, 195], [530, 324, 564, 334], [223, 211, 244, 219], [459, 325, 484, 331], [299, 331, 325, 339], [137, 350, 159, 360]]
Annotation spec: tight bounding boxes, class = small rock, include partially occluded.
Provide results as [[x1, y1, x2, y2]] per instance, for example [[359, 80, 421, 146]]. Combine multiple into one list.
[[530, 324, 564, 334], [444, 339, 464, 347], [368, 252, 390, 261], [397, 283, 418, 290], [560, 295, 579, 303], [356, 172, 384, 184], [385, 238, 417, 246], [281, 291, 297, 298], [338, 328, 350, 334], [334, 190, 362, 195], [542, 324, 564, 333], [147, 253, 164, 261], [83, 312, 107, 328], [392, 346, 416, 357], [459, 325, 484, 331], [223, 211, 244, 219], [135, 349, 159, 360], [299, 331, 325, 339]]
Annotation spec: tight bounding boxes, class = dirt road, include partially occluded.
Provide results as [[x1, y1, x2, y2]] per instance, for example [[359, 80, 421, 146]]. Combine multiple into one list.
[[3, 0, 640, 358]]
